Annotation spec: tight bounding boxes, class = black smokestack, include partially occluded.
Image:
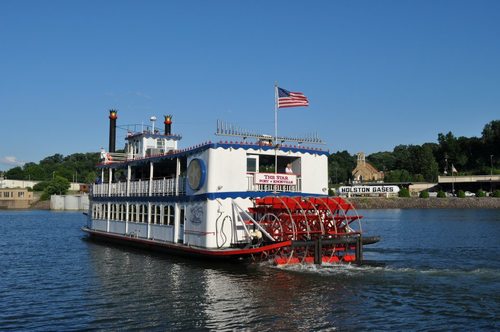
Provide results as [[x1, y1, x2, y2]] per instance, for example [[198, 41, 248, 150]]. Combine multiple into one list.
[[109, 109, 118, 152], [164, 115, 172, 135]]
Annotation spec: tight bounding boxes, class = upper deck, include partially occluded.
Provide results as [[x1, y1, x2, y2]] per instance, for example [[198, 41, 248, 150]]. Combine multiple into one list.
[[92, 141, 329, 199], [92, 112, 329, 200]]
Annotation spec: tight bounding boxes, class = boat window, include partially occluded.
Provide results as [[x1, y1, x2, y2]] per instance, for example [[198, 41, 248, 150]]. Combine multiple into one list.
[[155, 205, 161, 224], [247, 155, 258, 173], [117, 204, 121, 220], [169, 206, 175, 225], [121, 204, 126, 221], [259, 155, 275, 173], [162, 205, 175, 225], [141, 204, 147, 223], [130, 204, 136, 222], [151, 204, 156, 224], [153, 159, 177, 179], [163, 205, 169, 225], [151, 205, 159, 224]]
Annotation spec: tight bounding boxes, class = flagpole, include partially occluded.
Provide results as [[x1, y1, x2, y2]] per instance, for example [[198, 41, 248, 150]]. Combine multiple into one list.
[[274, 82, 278, 146], [274, 82, 278, 191]]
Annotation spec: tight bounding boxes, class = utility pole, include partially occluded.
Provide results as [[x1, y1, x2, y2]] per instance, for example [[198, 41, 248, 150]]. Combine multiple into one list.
[[491, 155, 494, 193]]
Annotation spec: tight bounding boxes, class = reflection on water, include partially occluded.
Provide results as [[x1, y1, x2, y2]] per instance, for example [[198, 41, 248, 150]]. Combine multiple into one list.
[[0, 209, 499, 331]]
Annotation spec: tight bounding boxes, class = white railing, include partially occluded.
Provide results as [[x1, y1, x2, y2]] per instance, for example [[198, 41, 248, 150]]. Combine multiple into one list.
[[151, 178, 186, 196], [129, 180, 149, 196], [246, 173, 302, 192], [92, 177, 186, 197], [110, 182, 127, 196]]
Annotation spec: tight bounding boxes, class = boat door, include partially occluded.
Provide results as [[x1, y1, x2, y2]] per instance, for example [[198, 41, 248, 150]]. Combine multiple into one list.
[[178, 207, 185, 243]]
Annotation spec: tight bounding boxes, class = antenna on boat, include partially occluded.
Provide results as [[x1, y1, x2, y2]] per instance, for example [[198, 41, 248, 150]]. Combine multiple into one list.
[[215, 119, 325, 145], [150, 116, 157, 133]]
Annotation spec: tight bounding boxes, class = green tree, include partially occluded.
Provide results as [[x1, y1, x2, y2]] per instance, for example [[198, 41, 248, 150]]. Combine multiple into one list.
[[23, 162, 45, 180], [393, 145, 413, 173], [398, 187, 410, 197], [384, 169, 412, 182], [419, 190, 429, 198], [33, 181, 50, 191], [44, 176, 70, 195], [5, 166, 24, 180], [482, 120, 500, 171], [328, 151, 356, 185], [414, 144, 439, 182], [5, 152, 100, 183], [367, 151, 396, 172]]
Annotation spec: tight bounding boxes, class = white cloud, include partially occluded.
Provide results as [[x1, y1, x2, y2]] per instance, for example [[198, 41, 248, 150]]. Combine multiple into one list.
[[133, 91, 152, 100], [0, 156, 25, 167]]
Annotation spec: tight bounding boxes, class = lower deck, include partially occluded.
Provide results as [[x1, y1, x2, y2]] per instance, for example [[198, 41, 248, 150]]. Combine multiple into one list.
[[88, 197, 257, 249], [82, 226, 290, 259]]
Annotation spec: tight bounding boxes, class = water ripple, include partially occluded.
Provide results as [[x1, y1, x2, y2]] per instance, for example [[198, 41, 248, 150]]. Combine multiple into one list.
[[0, 210, 499, 331]]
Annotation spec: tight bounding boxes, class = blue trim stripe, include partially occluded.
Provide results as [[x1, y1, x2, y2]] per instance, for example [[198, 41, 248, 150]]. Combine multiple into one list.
[[98, 142, 329, 168], [91, 191, 328, 203]]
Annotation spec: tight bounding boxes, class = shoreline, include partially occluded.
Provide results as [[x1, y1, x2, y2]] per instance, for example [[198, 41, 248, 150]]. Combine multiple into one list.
[[348, 197, 500, 209], [12, 197, 500, 211]]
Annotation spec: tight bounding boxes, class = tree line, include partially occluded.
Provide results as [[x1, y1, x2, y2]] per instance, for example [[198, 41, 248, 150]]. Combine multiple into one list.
[[2, 153, 100, 184], [1, 120, 499, 187], [329, 120, 499, 184]]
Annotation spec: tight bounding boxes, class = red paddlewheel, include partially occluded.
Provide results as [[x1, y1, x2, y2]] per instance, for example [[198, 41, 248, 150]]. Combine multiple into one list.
[[258, 213, 284, 241], [253, 195, 364, 265]]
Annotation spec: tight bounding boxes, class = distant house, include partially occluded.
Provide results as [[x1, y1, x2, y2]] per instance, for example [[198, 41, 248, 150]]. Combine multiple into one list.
[[0, 188, 33, 209], [352, 152, 384, 183]]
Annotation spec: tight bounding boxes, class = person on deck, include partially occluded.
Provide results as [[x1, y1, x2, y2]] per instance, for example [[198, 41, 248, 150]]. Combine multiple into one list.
[[100, 148, 107, 162]]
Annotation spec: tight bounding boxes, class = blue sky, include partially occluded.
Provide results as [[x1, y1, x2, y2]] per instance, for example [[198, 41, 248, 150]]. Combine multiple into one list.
[[1, 0, 499, 170]]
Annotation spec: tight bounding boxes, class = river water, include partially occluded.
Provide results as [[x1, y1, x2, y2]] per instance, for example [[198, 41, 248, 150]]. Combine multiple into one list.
[[0, 209, 499, 331]]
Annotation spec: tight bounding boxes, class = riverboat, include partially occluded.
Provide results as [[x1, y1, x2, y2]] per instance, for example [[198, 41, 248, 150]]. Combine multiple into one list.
[[83, 110, 379, 265]]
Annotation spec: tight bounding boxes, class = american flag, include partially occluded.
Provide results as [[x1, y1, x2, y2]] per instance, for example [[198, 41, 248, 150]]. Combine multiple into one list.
[[277, 87, 309, 108]]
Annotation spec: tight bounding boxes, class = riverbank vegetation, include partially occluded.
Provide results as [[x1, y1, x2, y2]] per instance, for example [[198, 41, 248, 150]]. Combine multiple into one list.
[[329, 120, 499, 184], [1, 120, 498, 188], [2, 153, 99, 184]]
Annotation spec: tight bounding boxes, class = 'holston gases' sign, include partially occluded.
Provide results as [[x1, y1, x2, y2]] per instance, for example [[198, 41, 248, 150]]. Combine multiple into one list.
[[255, 173, 297, 185], [338, 185, 400, 194]]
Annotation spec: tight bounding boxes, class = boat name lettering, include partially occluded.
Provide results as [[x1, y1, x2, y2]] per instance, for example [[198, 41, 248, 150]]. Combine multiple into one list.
[[254, 173, 297, 185]]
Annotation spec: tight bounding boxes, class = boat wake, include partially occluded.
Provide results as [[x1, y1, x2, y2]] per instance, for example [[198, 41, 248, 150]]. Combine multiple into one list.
[[267, 261, 500, 279]]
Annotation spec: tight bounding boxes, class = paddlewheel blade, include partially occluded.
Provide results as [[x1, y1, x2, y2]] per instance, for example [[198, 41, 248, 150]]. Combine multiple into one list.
[[250, 196, 369, 265]]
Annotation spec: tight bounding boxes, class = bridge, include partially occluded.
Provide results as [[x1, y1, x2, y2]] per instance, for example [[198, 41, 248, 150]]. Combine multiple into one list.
[[438, 175, 500, 183], [438, 175, 499, 192]]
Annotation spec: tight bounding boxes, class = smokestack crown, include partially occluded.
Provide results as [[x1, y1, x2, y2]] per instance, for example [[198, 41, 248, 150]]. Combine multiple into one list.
[[164, 115, 172, 135], [109, 109, 118, 120]]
